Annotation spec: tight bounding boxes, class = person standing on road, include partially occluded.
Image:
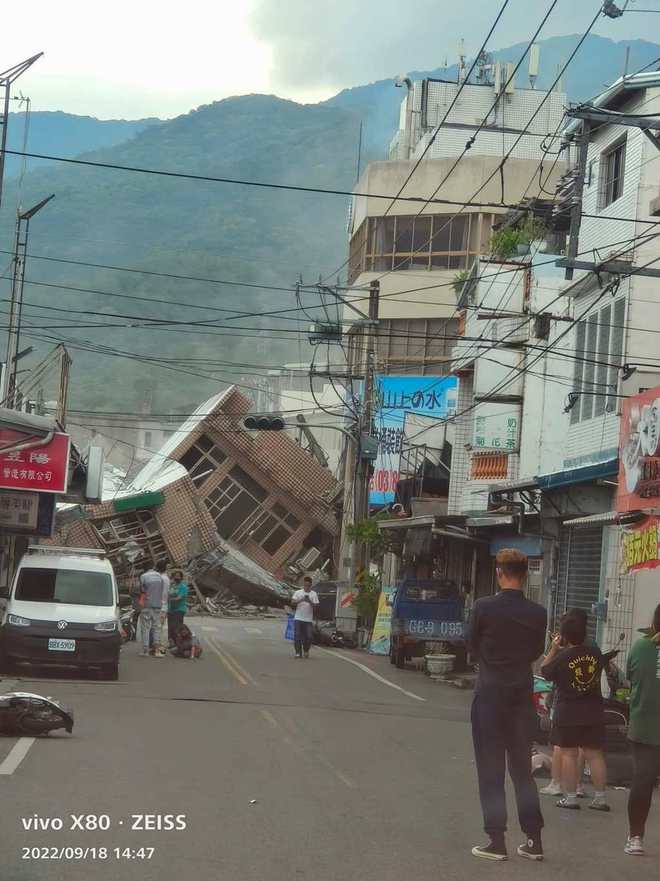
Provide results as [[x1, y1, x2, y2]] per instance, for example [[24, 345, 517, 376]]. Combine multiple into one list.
[[624, 602, 660, 856], [139, 560, 170, 658], [291, 576, 319, 659], [540, 608, 592, 799], [468, 549, 546, 863], [168, 569, 189, 645], [541, 614, 609, 812]]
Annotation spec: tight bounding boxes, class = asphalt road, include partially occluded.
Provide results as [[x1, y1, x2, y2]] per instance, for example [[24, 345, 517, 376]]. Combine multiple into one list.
[[0, 616, 657, 881]]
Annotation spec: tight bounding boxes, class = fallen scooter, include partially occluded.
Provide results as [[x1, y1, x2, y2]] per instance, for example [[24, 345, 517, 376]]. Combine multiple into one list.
[[0, 692, 74, 736]]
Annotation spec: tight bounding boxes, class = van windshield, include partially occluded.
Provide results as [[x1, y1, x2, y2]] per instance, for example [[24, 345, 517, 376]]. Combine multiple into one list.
[[15, 568, 114, 606]]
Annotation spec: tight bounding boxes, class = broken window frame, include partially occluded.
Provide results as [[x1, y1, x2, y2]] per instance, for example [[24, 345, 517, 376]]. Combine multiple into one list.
[[205, 465, 268, 540], [178, 434, 227, 487], [248, 502, 301, 556]]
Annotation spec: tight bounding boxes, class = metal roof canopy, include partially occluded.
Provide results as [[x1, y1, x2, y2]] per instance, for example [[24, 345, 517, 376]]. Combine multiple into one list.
[[377, 514, 435, 531], [537, 458, 618, 491], [488, 477, 539, 494], [562, 511, 618, 527], [432, 526, 487, 544], [0, 407, 57, 436], [562, 71, 660, 141]]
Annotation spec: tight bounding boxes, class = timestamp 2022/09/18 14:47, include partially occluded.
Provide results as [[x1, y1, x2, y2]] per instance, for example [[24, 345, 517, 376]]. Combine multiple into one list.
[[21, 846, 155, 861]]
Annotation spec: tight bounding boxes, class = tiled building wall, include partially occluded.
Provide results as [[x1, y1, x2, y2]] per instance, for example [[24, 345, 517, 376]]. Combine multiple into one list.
[[161, 389, 340, 574], [448, 373, 475, 515], [168, 390, 338, 536], [51, 475, 218, 567]]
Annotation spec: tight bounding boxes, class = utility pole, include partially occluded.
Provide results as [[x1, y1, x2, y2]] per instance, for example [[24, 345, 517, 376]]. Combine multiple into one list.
[[3, 194, 55, 408], [0, 53, 43, 212], [352, 279, 379, 576], [564, 120, 590, 281]]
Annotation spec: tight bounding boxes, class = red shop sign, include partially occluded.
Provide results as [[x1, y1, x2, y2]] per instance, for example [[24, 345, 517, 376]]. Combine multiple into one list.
[[0, 431, 70, 494], [618, 386, 660, 513]]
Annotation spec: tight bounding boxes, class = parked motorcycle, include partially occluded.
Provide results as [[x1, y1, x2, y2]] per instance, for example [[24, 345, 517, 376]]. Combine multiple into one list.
[[0, 692, 74, 736], [312, 620, 355, 648], [120, 608, 138, 643]]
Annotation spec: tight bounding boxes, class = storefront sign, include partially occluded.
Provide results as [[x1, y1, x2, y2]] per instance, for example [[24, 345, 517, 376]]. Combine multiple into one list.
[[370, 375, 457, 505], [0, 432, 70, 494], [368, 584, 395, 655], [618, 385, 660, 512], [0, 490, 56, 537], [620, 515, 660, 573], [336, 585, 357, 618], [0, 491, 39, 530], [473, 402, 520, 450]]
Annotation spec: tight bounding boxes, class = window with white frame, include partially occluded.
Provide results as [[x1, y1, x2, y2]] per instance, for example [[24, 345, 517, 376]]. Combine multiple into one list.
[[599, 139, 626, 209], [570, 298, 625, 424]]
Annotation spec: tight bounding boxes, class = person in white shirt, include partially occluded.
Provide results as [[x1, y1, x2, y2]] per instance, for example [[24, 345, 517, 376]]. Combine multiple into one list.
[[290, 576, 319, 658]]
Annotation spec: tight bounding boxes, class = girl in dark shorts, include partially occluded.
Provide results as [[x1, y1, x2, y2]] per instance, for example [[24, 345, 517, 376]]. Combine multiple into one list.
[[541, 615, 610, 812]]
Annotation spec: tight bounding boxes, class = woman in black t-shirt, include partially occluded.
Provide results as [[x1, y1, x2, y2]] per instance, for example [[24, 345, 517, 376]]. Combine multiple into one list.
[[541, 615, 610, 813]]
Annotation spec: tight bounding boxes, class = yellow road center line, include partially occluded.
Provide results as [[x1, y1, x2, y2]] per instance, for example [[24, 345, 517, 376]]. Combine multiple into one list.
[[260, 709, 282, 729], [262, 707, 356, 790], [204, 638, 248, 686], [212, 640, 258, 687]]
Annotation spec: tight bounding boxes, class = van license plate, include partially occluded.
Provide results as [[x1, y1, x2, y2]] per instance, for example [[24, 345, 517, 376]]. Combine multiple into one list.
[[48, 639, 76, 652]]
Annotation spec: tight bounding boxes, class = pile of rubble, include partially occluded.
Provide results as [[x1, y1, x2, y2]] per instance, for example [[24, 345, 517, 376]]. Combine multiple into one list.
[[188, 585, 286, 619]]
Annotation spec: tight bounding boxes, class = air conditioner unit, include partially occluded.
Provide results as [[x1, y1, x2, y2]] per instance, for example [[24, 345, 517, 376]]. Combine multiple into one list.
[[295, 547, 321, 571]]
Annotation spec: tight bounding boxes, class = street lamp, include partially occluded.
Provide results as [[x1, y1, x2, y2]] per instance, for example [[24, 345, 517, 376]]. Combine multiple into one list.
[[3, 194, 55, 407]]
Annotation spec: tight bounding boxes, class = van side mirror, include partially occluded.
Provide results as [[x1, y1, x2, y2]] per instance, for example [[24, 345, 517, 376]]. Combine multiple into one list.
[[0, 585, 9, 599]]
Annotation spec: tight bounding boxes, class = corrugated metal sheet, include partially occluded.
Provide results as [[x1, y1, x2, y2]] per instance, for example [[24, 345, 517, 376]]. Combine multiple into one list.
[[563, 511, 617, 526]]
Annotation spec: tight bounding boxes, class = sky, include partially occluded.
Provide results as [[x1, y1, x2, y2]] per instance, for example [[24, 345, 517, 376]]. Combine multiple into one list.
[[5, 0, 660, 120]]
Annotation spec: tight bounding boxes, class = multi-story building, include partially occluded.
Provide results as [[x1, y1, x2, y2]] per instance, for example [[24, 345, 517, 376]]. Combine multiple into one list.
[[338, 69, 568, 583], [447, 71, 660, 662], [537, 70, 660, 659], [130, 386, 340, 578], [346, 73, 567, 374]]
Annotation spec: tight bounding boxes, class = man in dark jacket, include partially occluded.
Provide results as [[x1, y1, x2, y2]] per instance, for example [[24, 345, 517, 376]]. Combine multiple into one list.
[[468, 548, 547, 863]]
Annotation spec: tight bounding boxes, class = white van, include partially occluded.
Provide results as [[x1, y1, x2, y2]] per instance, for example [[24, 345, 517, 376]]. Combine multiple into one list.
[[0, 546, 121, 680]]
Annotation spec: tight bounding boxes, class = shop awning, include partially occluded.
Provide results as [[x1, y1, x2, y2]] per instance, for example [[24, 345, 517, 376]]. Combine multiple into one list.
[[377, 514, 435, 531], [489, 477, 539, 494], [0, 407, 57, 436], [433, 526, 487, 544], [113, 491, 165, 513], [562, 511, 619, 527], [537, 458, 618, 491]]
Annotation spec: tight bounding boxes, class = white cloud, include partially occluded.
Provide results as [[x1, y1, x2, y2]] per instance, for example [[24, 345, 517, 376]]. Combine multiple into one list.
[[4, 0, 273, 118], [4, 0, 660, 118]]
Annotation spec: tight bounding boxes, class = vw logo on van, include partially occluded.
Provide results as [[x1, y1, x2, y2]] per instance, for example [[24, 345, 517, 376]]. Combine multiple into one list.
[[57, 620, 68, 630]]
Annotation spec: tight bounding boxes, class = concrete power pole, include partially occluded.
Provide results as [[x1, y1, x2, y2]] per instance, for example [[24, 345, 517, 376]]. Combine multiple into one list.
[[2, 194, 55, 407], [351, 279, 380, 577]]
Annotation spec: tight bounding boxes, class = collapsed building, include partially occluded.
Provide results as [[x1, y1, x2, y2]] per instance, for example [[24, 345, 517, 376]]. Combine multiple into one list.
[[53, 387, 341, 608]]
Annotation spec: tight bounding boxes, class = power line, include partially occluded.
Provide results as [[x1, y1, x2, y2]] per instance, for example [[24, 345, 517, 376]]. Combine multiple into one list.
[[0, 148, 535, 212]]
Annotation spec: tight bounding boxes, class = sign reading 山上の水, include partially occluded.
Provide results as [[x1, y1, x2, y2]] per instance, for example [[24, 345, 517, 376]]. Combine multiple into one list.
[[369, 375, 457, 506]]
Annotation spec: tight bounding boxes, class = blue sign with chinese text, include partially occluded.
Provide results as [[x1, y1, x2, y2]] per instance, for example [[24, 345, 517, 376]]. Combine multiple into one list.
[[369, 375, 458, 506]]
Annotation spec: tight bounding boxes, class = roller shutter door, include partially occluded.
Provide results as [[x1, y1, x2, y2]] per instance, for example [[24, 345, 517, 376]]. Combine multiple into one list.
[[557, 524, 603, 643]]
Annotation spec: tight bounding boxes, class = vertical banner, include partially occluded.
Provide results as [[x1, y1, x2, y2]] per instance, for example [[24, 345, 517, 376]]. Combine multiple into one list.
[[618, 385, 660, 512], [368, 584, 396, 655], [370, 375, 458, 505]]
